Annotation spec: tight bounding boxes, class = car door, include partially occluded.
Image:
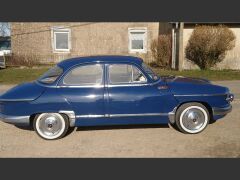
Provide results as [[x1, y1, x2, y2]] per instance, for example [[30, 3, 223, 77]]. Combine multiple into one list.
[[57, 63, 106, 126], [106, 63, 177, 124]]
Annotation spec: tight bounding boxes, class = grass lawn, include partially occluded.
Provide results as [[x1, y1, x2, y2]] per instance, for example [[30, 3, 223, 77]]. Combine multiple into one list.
[[0, 67, 51, 84], [0, 67, 240, 84], [152, 68, 240, 81]]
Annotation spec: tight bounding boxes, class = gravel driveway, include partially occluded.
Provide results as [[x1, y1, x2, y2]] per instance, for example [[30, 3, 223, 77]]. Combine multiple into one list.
[[0, 81, 239, 157]]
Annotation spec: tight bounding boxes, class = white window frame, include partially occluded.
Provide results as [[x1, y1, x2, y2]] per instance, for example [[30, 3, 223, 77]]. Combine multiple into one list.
[[51, 27, 71, 53], [128, 28, 147, 53]]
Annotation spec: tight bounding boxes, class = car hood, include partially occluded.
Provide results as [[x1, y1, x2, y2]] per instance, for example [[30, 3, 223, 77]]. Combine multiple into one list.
[[162, 75, 211, 85], [0, 82, 46, 102], [162, 76, 229, 95]]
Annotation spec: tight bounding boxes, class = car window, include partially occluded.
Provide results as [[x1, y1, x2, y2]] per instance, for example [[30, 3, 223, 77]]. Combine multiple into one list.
[[142, 63, 159, 81], [109, 64, 147, 84], [63, 64, 103, 86], [38, 65, 63, 84]]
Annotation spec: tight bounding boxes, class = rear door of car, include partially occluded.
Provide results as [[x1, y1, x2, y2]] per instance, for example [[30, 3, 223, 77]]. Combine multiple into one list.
[[57, 63, 106, 126]]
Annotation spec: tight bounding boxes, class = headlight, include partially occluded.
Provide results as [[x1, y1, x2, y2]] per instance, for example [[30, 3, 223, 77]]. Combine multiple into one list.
[[226, 93, 234, 102]]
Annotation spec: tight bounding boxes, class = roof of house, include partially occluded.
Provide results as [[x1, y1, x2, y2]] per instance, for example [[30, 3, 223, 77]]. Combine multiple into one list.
[[58, 55, 143, 69]]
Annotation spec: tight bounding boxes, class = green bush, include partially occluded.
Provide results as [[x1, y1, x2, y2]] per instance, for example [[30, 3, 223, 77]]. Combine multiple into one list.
[[185, 25, 236, 70], [150, 34, 171, 69]]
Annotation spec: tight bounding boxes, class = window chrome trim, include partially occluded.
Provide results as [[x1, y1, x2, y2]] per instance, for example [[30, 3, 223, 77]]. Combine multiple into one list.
[[62, 64, 104, 87], [107, 83, 149, 88], [57, 84, 104, 88], [108, 64, 147, 85]]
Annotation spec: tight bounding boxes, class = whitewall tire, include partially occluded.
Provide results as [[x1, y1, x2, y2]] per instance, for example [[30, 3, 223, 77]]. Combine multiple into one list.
[[175, 103, 209, 134], [33, 113, 69, 140]]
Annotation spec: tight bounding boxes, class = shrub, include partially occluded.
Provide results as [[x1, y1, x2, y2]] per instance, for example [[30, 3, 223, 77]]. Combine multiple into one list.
[[5, 54, 42, 67], [185, 25, 236, 70], [150, 34, 171, 69]]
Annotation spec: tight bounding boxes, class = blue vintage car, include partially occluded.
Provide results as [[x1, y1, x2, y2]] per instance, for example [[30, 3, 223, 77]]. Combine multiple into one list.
[[0, 56, 234, 140]]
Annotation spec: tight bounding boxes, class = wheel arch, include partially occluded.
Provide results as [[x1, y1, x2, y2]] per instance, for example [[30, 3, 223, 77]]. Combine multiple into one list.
[[29, 110, 75, 127], [171, 101, 213, 124]]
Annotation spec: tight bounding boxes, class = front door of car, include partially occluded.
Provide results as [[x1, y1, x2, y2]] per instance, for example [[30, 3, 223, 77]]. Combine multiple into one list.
[[106, 63, 176, 124], [56, 63, 106, 125]]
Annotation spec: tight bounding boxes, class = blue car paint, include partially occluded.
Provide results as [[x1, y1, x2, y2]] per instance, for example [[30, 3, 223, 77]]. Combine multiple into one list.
[[0, 55, 233, 127]]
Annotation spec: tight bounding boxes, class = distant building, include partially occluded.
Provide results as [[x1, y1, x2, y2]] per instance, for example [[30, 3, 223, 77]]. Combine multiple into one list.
[[11, 22, 171, 64], [10, 22, 240, 70], [0, 36, 11, 56]]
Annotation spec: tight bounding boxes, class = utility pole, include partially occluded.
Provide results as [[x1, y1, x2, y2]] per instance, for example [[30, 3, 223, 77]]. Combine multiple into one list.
[[178, 22, 184, 71]]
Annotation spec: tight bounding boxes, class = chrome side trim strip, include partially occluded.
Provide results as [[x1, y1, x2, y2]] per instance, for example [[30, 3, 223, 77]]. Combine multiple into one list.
[[0, 113, 30, 125], [0, 98, 34, 102], [76, 114, 105, 118], [174, 93, 227, 97], [109, 113, 168, 117], [76, 113, 169, 119], [59, 110, 76, 127]]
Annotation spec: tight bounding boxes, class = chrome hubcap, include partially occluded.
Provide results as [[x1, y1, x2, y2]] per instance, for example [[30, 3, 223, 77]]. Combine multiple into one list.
[[38, 114, 63, 137], [182, 108, 205, 131]]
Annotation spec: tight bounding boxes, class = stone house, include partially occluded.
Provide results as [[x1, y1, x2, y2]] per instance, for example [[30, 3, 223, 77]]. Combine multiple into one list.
[[11, 22, 172, 64], [11, 22, 240, 70]]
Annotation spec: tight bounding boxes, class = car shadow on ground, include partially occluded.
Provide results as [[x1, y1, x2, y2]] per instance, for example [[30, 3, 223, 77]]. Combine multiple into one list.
[[76, 124, 171, 131], [14, 123, 178, 136]]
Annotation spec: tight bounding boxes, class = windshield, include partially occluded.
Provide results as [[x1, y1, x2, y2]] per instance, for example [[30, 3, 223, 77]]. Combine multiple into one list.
[[38, 65, 63, 84], [142, 63, 159, 81]]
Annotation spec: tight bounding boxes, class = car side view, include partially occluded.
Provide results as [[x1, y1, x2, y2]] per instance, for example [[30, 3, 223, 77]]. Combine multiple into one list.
[[0, 56, 234, 140]]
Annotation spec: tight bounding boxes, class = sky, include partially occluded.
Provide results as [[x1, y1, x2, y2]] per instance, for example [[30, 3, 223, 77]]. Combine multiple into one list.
[[0, 22, 10, 36]]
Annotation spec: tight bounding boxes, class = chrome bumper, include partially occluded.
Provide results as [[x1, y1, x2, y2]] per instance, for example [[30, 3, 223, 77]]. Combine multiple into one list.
[[212, 104, 232, 116], [0, 113, 30, 125]]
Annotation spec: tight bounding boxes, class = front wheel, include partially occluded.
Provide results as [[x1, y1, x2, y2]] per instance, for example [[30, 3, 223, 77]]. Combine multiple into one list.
[[33, 113, 69, 140], [175, 103, 210, 134]]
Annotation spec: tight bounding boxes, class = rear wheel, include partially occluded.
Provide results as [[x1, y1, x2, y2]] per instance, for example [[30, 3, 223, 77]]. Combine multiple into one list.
[[175, 103, 209, 134], [33, 113, 69, 140]]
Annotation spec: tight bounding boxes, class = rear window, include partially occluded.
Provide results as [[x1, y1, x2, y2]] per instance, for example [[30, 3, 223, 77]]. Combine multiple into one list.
[[38, 65, 63, 84]]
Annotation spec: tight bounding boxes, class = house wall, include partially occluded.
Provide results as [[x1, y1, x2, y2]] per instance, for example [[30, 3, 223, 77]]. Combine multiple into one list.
[[11, 22, 160, 64], [182, 26, 240, 70]]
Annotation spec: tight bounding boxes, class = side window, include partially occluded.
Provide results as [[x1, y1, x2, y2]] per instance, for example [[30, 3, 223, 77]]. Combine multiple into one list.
[[109, 64, 147, 84], [63, 64, 103, 86]]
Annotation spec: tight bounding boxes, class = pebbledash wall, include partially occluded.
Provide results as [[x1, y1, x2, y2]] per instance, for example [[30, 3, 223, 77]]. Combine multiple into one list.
[[11, 22, 162, 64], [182, 24, 240, 70]]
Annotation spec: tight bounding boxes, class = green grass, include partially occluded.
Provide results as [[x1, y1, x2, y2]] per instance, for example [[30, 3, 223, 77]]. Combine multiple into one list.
[[152, 68, 240, 81], [0, 67, 51, 84], [0, 67, 240, 84]]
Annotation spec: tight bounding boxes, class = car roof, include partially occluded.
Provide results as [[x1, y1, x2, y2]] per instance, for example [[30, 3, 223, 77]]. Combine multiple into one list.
[[57, 55, 143, 70]]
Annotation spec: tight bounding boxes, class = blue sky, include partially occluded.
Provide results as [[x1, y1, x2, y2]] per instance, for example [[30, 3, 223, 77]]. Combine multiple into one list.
[[0, 22, 10, 36]]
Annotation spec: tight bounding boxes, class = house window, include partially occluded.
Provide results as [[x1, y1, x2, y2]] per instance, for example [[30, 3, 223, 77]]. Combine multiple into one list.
[[52, 28, 71, 52], [128, 28, 147, 53]]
